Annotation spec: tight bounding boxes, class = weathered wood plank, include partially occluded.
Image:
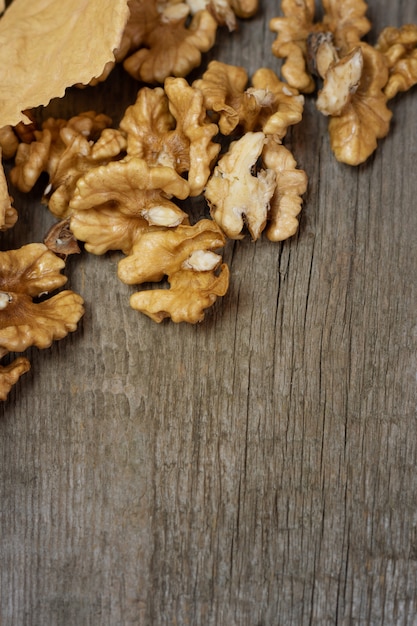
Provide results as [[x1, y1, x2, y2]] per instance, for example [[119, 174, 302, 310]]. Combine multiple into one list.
[[1, 1, 417, 625]]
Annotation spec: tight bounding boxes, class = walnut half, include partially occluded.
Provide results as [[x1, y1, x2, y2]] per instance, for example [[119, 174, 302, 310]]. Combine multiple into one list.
[[205, 131, 277, 240], [118, 219, 229, 323], [0, 244, 84, 399]]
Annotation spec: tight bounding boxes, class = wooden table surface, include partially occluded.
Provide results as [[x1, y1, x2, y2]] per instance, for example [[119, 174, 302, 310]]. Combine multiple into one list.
[[1, 1, 417, 624]]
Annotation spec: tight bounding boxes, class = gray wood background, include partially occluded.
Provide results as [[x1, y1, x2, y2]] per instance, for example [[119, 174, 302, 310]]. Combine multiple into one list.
[[1, 1, 417, 624]]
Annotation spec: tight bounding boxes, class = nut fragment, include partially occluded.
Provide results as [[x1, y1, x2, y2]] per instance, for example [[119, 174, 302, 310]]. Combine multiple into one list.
[[43, 218, 81, 260], [164, 77, 220, 195], [118, 219, 229, 323], [327, 43, 392, 165], [316, 46, 364, 116], [307, 31, 338, 79], [376, 24, 417, 99], [0, 243, 84, 356], [185, 0, 233, 29], [120, 79, 220, 196], [270, 0, 320, 93], [119, 87, 176, 162], [129, 265, 229, 323], [193, 60, 250, 134], [270, 0, 370, 93], [122, 2, 218, 83], [321, 0, 371, 50], [262, 138, 308, 241], [194, 61, 304, 139], [0, 204, 18, 232], [70, 157, 189, 225], [205, 131, 276, 240], [70, 206, 149, 256], [118, 219, 226, 284], [0, 126, 19, 160], [48, 124, 125, 219], [10, 112, 125, 216], [0, 150, 18, 231], [269, 0, 406, 164], [229, 0, 258, 19], [0, 357, 31, 401], [249, 67, 305, 138], [10, 130, 53, 194], [175, 0, 258, 30], [68, 154, 191, 256]]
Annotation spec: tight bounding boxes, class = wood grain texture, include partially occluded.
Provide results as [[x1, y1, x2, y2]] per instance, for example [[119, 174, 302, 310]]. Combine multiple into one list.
[[1, 1, 417, 624]]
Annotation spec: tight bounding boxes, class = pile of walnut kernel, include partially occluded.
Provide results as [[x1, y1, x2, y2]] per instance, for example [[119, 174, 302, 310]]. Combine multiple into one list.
[[270, 0, 417, 164], [0, 0, 416, 400], [7, 65, 307, 322]]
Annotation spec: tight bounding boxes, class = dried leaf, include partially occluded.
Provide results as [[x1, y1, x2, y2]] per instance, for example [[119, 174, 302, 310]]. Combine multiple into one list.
[[0, 0, 130, 127]]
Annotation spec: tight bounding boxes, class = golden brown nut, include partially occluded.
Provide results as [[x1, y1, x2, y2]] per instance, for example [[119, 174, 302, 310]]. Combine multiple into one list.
[[230, 0, 258, 20], [0, 357, 31, 401], [123, 3, 218, 83], [46, 134, 109, 218], [10, 129, 53, 193], [0, 152, 18, 231], [164, 77, 220, 195], [118, 219, 229, 323], [0, 243, 84, 357], [119, 86, 175, 161], [47, 129, 127, 219], [130, 265, 229, 323], [10, 113, 117, 192], [270, 0, 370, 93], [194, 61, 304, 139], [270, 0, 319, 93], [316, 46, 364, 116], [249, 67, 305, 138], [0, 126, 19, 160], [184, 0, 257, 30], [69, 157, 190, 255], [70, 157, 189, 227], [204, 131, 276, 240], [376, 24, 417, 99], [262, 138, 308, 241], [70, 206, 150, 256], [187, 0, 257, 22], [13, 110, 38, 144], [307, 31, 339, 79], [0, 204, 18, 232], [91, 128, 128, 161], [327, 43, 392, 165], [321, 0, 370, 51], [63, 111, 113, 141], [120, 79, 220, 196], [193, 61, 249, 134], [187, 0, 237, 30], [10, 117, 69, 194], [45, 112, 121, 189], [118, 218, 226, 283], [10, 113, 125, 217], [270, 1, 404, 164]]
